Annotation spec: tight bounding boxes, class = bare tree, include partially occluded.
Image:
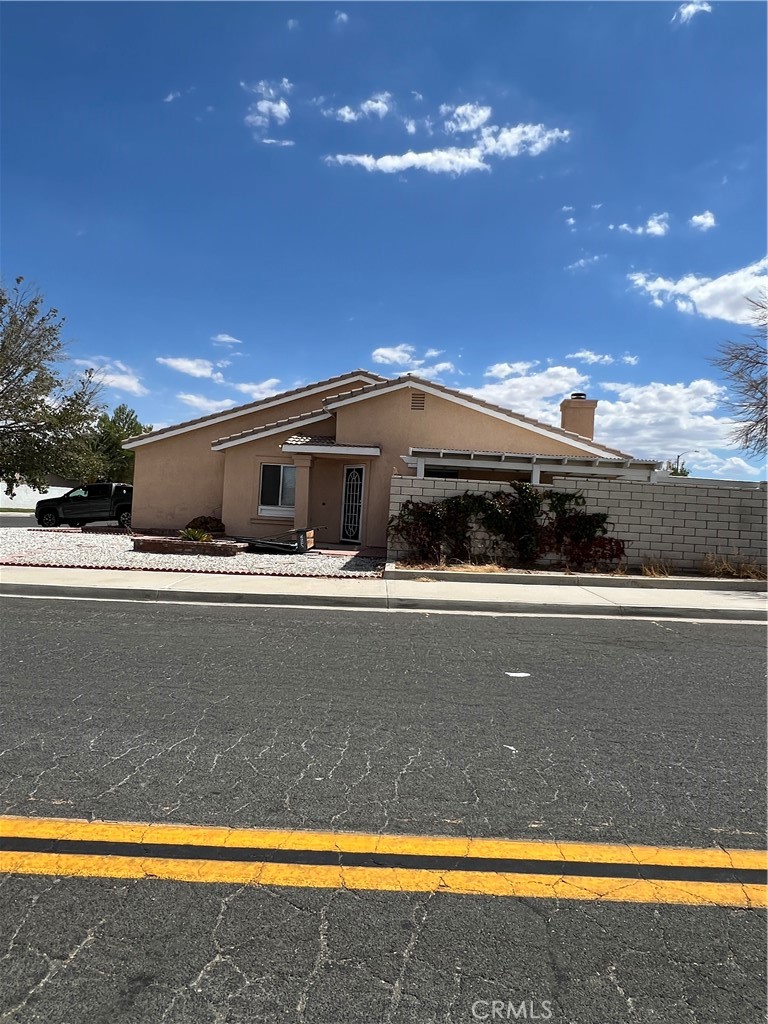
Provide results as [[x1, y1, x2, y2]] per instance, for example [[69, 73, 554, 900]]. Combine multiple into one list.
[[710, 291, 767, 458]]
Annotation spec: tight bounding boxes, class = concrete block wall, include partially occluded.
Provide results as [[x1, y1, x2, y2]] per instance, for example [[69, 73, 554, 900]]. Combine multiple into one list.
[[388, 474, 767, 571], [550, 476, 766, 571]]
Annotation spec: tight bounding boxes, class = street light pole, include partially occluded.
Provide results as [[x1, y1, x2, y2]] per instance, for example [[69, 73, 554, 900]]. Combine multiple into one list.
[[674, 450, 699, 472]]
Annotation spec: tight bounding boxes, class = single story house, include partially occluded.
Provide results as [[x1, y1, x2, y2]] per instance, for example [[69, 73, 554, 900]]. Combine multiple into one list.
[[123, 370, 659, 548]]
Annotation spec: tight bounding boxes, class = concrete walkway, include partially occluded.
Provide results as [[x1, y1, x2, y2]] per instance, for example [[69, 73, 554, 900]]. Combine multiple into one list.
[[1, 564, 765, 620]]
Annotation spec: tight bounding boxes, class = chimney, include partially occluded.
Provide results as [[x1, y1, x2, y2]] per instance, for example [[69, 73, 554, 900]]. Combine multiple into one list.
[[560, 392, 598, 440]]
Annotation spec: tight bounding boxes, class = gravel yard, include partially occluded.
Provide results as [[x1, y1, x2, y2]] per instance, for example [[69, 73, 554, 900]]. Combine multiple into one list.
[[0, 528, 384, 578]]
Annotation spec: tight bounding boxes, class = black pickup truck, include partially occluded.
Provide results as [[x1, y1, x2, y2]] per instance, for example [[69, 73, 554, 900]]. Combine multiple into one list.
[[35, 483, 133, 528]]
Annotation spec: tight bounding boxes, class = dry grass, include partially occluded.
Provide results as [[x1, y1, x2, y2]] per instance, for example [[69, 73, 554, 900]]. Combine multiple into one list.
[[641, 558, 673, 578], [701, 552, 768, 581]]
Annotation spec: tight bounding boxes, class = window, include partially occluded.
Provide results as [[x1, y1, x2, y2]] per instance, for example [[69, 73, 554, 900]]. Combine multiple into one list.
[[424, 466, 459, 479], [258, 464, 296, 518], [88, 484, 112, 498]]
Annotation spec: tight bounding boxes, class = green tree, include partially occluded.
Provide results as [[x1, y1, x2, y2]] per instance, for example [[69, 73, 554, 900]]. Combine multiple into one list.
[[93, 404, 152, 482], [0, 277, 104, 496], [710, 292, 767, 458], [666, 461, 691, 476]]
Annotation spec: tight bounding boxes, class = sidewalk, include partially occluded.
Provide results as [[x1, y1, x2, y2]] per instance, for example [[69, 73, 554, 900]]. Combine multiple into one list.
[[1, 564, 765, 620]]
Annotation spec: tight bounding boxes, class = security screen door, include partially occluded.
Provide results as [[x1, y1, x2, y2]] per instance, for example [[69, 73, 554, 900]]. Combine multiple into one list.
[[340, 466, 364, 543]]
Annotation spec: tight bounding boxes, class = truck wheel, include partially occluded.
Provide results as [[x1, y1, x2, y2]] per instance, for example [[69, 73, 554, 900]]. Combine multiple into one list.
[[117, 508, 132, 528], [39, 511, 59, 528]]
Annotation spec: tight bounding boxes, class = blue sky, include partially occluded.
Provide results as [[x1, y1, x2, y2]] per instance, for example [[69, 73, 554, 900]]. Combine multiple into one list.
[[2, 1, 766, 476]]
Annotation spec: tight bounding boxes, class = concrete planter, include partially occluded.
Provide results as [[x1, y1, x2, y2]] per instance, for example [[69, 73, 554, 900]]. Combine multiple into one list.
[[132, 537, 248, 557]]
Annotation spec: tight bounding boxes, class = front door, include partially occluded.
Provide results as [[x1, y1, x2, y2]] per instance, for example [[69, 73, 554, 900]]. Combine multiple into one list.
[[340, 465, 364, 543]]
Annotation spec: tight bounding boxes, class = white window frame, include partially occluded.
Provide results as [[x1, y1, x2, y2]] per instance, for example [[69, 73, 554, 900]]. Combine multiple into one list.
[[258, 463, 296, 519]]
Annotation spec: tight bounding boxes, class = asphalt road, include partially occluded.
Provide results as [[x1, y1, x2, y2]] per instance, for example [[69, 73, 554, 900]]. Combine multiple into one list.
[[0, 514, 35, 529], [0, 598, 765, 1023]]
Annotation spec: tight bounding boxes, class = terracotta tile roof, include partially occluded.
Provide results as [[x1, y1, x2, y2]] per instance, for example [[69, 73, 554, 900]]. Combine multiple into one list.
[[212, 408, 333, 448], [123, 370, 386, 445], [283, 435, 338, 446], [323, 374, 636, 460], [283, 436, 380, 450]]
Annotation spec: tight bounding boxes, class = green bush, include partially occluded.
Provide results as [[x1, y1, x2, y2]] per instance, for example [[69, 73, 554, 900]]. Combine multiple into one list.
[[179, 527, 213, 542], [388, 486, 626, 571]]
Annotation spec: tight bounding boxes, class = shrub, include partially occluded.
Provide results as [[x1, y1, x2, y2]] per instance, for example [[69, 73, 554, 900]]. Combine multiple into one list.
[[389, 485, 627, 572], [387, 499, 445, 563], [185, 515, 225, 533], [179, 527, 213, 542], [701, 553, 767, 580], [479, 485, 545, 566]]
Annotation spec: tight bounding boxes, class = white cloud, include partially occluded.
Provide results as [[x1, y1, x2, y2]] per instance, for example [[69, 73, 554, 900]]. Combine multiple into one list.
[[561, 205, 574, 212], [594, 379, 737, 459], [163, 91, 181, 103], [689, 210, 716, 231], [334, 10, 349, 24], [231, 378, 282, 400], [335, 105, 360, 123], [565, 254, 604, 270], [418, 361, 456, 377], [412, 91, 424, 102], [360, 92, 392, 119], [262, 138, 295, 147], [177, 394, 237, 414], [443, 102, 492, 134], [211, 333, 242, 346], [565, 217, 576, 227], [74, 359, 148, 397], [329, 147, 488, 176], [472, 365, 756, 471], [468, 365, 590, 425], [372, 344, 418, 366], [592, 202, 603, 210], [628, 256, 768, 323], [241, 79, 293, 142], [371, 344, 454, 379], [404, 118, 417, 135], [287, 18, 299, 30], [326, 121, 570, 176], [619, 212, 670, 236], [327, 92, 393, 124], [245, 98, 291, 131], [484, 361, 540, 379], [157, 357, 222, 380], [566, 349, 614, 365], [622, 354, 639, 366], [672, 0, 712, 24]]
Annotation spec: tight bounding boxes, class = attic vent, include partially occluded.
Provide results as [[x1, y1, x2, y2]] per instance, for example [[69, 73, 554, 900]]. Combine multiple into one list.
[[411, 391, 426, 411]]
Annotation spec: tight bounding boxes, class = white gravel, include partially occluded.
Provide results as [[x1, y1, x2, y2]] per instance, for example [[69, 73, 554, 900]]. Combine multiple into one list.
[[0, 528, 384, 577]]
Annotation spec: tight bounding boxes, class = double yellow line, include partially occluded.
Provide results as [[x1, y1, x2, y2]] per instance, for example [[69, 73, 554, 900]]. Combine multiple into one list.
[[0, 815, 764, 907]]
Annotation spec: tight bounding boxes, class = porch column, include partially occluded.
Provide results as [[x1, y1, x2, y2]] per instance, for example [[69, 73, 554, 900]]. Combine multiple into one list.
[[291, 454, 313, 529]]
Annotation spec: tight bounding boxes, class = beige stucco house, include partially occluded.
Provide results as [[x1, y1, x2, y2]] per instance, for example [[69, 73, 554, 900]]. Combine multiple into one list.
[[124, 370, 659, 548]]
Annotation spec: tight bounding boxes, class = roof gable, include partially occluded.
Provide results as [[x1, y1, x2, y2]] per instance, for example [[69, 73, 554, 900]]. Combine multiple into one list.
[[123, 370, 385, 449], [324, 375, 634, 460]]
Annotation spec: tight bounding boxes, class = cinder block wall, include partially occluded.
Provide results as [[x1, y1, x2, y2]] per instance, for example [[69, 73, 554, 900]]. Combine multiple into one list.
[[387, 474, 768, 571]]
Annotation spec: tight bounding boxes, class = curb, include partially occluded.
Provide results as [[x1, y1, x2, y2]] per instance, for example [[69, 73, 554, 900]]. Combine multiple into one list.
[[383, 564, 767, 592], [1, 581, 764, 621], [0, 582, 390, 609]]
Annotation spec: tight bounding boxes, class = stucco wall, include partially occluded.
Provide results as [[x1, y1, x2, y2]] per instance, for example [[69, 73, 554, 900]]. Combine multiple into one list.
[[387, 474, 768, 571], [130, 392, 337, 531], [335, 386, 603, 549]]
